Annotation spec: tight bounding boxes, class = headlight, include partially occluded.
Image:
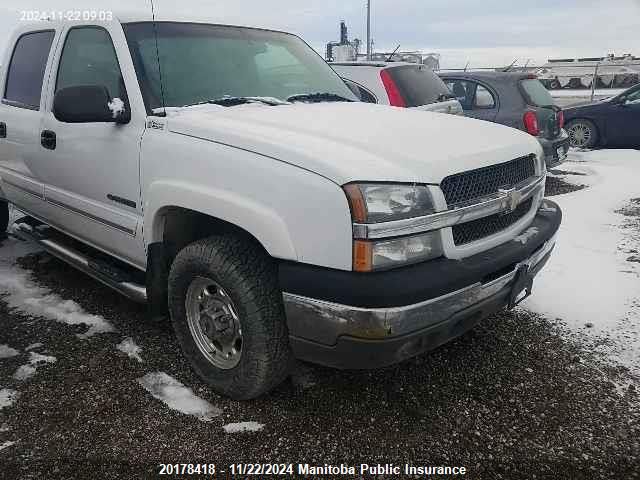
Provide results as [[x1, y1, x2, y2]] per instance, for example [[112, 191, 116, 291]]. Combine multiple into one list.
[[343, 183, 436, 223], [353, 232, 443, 272], [344, 183, 442, 272]]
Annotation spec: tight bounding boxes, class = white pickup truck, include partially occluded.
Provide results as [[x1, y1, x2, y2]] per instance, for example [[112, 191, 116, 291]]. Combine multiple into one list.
[[0, 15, 561, 399]]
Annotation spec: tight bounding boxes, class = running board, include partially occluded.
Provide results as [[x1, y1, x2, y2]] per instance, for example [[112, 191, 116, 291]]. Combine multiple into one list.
[[13, 223, 147, 303]]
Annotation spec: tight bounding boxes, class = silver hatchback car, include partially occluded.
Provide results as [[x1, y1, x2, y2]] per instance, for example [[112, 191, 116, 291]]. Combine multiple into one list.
[[332, 62, 464, 116]]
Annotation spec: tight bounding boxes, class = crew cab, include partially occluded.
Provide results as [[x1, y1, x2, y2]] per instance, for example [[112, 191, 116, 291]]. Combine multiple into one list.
[[0, 15, 561, 399]]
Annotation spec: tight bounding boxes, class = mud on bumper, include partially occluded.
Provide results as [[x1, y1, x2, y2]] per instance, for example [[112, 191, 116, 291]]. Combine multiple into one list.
[[279, 200, 562, 370]]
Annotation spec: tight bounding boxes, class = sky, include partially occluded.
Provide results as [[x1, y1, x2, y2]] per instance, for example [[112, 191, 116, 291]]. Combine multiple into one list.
[[0, 0, 638, 68]]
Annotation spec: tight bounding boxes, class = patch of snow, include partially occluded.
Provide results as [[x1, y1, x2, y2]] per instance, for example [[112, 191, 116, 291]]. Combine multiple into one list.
[[0, 389, 19, 409], [13, 352, 56, 381], [25, 343, 43, 351], [0, 237, 114, 338], [107, 97, 125, 118], [116, 337, 143, 363], [514, 227, 539, 245], [524, 149, 640, 376], [0, 441, 16, 452], [138, 372, 221, 422], [0, 345, 19, 359], [223, 421, 264, 433]]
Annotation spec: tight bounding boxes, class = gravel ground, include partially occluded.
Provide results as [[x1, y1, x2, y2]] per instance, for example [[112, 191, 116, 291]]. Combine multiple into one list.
[[0, 245, 638, 479], [545, 175, 587, 197], [1, 177, 639, 479]]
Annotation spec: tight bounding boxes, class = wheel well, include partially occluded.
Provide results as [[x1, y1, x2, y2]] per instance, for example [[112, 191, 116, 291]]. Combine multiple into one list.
[[157, 206, 269, 264]]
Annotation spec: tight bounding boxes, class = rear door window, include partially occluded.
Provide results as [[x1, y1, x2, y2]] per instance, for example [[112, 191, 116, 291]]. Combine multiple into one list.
[[444, 79, 475, 110], [474, 85, 496, 108], [387, 65, 451, 107], [3, 30, 55, 109], [520, 79, 554, 107]]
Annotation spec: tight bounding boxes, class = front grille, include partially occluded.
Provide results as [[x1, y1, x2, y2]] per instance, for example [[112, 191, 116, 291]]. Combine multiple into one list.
[[440, 155, 536, 206], [452, 198, 533, 245]]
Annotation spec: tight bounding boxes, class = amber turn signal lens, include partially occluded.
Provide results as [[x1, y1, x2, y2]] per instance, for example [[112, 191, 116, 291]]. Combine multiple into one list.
[[343, 184, 367, 223], [353, 240, 373, 272]]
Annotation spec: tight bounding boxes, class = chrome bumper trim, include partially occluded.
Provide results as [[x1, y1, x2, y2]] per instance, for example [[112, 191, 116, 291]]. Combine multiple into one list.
[[283, 232, 556, 346], [353, 175, 545, 240]]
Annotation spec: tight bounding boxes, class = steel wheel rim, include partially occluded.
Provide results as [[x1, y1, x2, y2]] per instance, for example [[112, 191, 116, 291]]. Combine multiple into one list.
[[186, 277, 243, 370], [568, 123, 592, 148]]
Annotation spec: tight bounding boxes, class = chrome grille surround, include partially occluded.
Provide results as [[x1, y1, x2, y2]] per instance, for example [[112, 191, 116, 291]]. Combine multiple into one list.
[[440, 155, 537, 207], [352, 175, 544, 241]]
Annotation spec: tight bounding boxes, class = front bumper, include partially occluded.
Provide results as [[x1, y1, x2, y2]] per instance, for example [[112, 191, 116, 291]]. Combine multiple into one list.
[[539, 130, 570, 169], [280, 200, 562, 369]]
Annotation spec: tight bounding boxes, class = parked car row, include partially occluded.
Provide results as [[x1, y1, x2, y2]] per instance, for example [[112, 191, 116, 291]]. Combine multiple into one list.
[[336, 61, 639, 153], [335, 65, 570, 167], [0, 14, 562, 399]]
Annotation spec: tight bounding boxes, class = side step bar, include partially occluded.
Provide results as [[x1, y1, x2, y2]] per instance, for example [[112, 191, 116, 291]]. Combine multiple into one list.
[[13, 223, 147, 303]]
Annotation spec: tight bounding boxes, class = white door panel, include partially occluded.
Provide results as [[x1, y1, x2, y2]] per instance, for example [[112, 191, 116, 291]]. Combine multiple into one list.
[[0, 166, 45, 199], [0, 28, 58, 214], [37, 23, 146, 264], [44, 184, 138, 236]]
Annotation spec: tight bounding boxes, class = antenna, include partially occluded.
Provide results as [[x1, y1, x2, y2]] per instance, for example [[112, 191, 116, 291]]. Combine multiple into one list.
[[386, 45, 401, 63], [366, 0, 372, 60], [150, 0, 167, 116], [503, 59, 518, 72]]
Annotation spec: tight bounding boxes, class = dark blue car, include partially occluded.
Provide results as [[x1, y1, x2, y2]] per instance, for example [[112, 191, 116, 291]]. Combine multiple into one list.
[[563, 84, 640, 148]]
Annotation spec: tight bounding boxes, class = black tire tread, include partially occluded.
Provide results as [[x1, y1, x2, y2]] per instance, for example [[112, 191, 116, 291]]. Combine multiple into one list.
[[168, 233, 292, 400]]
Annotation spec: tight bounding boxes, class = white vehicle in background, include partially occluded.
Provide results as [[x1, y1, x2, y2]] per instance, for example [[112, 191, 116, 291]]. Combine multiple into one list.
[[332, 61, 464, 115], [0, 15, 560, 400]]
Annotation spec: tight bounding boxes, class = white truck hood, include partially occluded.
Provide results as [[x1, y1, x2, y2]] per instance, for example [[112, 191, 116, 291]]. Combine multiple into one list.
[[164, 102, 542, 185]]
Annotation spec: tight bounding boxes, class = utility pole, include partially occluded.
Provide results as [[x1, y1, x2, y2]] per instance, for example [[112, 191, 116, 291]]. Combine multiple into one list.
[[366, 0, 372, 60]]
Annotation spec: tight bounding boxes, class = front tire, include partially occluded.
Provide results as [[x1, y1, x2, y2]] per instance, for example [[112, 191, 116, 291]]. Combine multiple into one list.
[[566, 119, 599, 149], [168, 234, 292, 400]]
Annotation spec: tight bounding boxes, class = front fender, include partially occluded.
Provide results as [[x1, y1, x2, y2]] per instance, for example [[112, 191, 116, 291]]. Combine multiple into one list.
[[145, 180, 298, 261]]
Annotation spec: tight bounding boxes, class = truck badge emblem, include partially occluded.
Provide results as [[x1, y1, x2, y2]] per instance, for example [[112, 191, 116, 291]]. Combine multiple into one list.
[[499, 187, 522, 213]]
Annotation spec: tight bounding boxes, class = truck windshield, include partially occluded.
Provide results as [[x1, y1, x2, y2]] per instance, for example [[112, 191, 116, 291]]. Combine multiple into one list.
[[123, 22, 357, 112]]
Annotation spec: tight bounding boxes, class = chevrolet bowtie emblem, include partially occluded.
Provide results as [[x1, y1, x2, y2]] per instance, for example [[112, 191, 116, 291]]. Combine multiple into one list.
[[498, 187, 523, 212]]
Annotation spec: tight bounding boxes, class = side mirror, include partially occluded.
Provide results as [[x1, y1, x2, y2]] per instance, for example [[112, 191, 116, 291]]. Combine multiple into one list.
[[53, 85, 130, 124]]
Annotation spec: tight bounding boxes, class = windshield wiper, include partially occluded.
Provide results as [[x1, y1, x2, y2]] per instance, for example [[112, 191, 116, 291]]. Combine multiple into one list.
[[287, 92, 354, 103], [183, 96, 289, 108]]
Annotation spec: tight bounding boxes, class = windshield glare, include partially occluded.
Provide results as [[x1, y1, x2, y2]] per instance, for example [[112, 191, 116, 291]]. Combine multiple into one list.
[[123, 22, 357, 111]]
